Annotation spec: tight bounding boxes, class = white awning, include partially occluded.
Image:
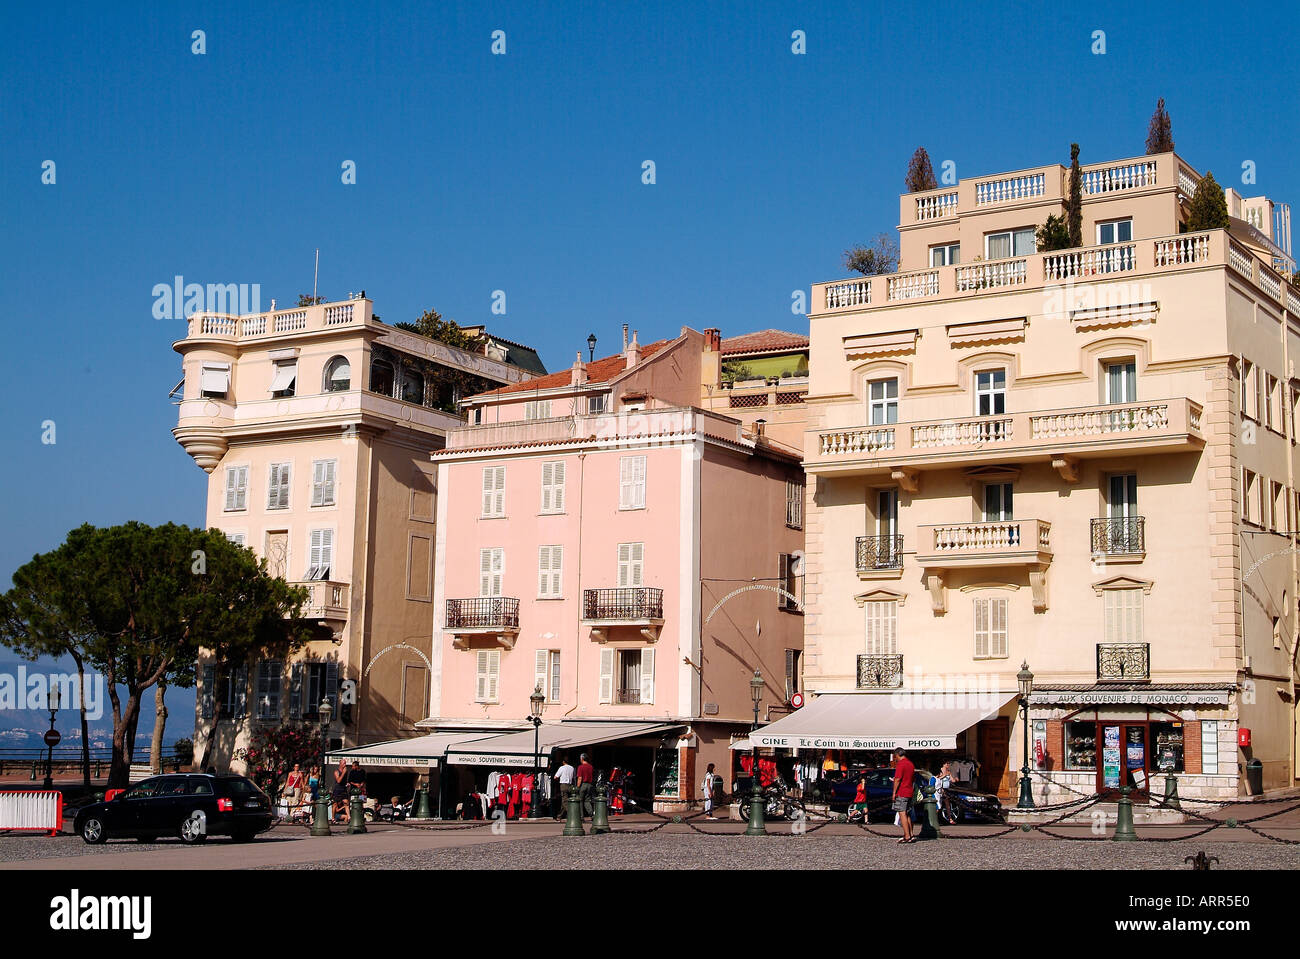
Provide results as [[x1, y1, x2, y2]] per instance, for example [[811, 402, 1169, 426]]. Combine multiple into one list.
[[445, 721, 682, 767], [325, 731, 499, 768], [200, 364, 230, 394], [269, 362, 297, 393], [728, 738, 752, 751], [751, 691, 1016, 751]]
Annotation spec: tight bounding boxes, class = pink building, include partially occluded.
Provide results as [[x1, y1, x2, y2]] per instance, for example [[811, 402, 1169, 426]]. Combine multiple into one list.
[[422, 327, 805, 809]]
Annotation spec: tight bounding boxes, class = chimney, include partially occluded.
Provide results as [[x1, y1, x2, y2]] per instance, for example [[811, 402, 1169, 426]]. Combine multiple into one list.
[[624, 330, 642, 370], [703, 327, 721, 352], [754, 418, 767, 442], [622, 324, 629, 351], [571, 352, 588, 386]]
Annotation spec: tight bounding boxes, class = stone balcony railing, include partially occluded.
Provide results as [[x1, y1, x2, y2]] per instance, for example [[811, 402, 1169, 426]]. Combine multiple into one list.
[[443, 406, 748, 453], [902, 152, 1200, 225], [815, 229, 1295, 317], [916, 520, 1052, 565], [809, 398, 1203, 475], [292, 581, 350, 623], [183, 298, 372, 342]]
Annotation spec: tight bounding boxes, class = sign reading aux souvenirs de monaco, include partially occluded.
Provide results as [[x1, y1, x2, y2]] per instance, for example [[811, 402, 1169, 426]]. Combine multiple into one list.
[[752, 735, 953, 750]]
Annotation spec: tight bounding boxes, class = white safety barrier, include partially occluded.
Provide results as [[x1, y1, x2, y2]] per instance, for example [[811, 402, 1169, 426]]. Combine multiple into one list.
[[0, 790, 64, 834]]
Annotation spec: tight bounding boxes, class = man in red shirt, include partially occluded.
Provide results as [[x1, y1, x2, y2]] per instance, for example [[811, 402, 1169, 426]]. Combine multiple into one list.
[[575, 753, 595, 817], [891, 747, 916, 843]]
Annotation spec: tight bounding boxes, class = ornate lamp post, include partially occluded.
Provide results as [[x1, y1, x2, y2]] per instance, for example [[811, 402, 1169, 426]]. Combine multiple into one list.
[[1016, 661, 1035, 809], [528, 685, 545, 819], [311, 698, 334, 837], [587, 333, 597, 362], [745, 670, 766, 836], [43, 685, 61, 789]]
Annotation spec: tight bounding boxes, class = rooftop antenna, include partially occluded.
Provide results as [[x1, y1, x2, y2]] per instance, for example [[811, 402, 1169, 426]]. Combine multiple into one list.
[[312, 249, 320, 303]]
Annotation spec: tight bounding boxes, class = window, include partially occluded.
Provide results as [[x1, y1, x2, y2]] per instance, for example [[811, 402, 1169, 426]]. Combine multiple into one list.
[[537, 545, 563, 597], [1242, 469, 1258, 523], [470, 407, 483, 425], [481, 466, 506, 517], [1103, 589, 1143, 644], [985, 228, 1035, 259], [475, 649, 501, 703], [929, 243, 960, 267], [587, 394, 608, 414], [1108, 474, 1137, 518], [777, 553, 802, 611], [786, 477, 804, 529], [215, 665, 248, 719], [1105, 360, 1137, 405], [619, 455, 647, 510], [1240, 359, 1257, 419], [324, 356, 351, 392], [225, 531, 245, 546], [876, 489, 898, 537], [974, 597, 1009, 659], [983, 483, 1013, 521], [223, 466, 248, 511], [975, 370, 1006, 416], [291, 661, 339, 721], [617, 542, 644, 587], [370, 358, 395, 397], [868, 379, 899, 425], [1097, 218, 1133, 245], [311, 459, 337, 507], [270, 360, 297, 397], [535, 649, 561, 703], [1266, 374, 1281, 431], [784, 649, 801, 701], [401, 368, 425, 405], [864, 601, 898, 654], [267, 462, 291, 510], [480, 547, 504, 597], [1201, 721, 1219, 774], [1065, 720, 1097, 770], [200, 362, 230, 398], [1272, 481, 1286, 532], [524, 400, 552, 420], [540, 461, 566, 513], [600, 647, 654, 705], [254, 660, 282, 721], [306, 529, 334, 580]]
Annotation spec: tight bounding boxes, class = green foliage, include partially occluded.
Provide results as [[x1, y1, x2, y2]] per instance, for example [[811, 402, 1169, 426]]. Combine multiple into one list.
[[843, 233, 900, 277], [721, 362, 755, 385], [1186, 172, 1230, 231], [1036, 213, 1072, 252], [1145, 98, 1174, 155], [905, 147, 938, 193], [0, 522, 309, 788], [173, 738, 194, 765], [297, 294, 325, 307], [1066, 144, 1083, 248], [238, 723, 320, 799], [394, 309, 479, 351]]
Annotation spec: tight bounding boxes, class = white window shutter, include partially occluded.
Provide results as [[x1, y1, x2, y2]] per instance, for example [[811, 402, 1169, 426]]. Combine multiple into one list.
[[633, 456, 646, 508], [540, 462, 554, 512], [310, 529, 323, 569], [494, 467, 505, 516], [552, 461, 565, 511], [480, 549, 493, 597], [549, 651, 561, 701], [534, 649, 548, 697], [537, 546, 552, 597], [312, 461, 325, 505], [487, 650, 500, 701], [974, 599, 989, 658], [549, 547, 562, 596], [482, 468, 494, 515], [631, 543, 643, 586], [617, 544, 631, 587], [640, 648, 655, 704], [619, 458, 632, 509], [598, 648, 614, 704], [993, 598, 1008, 658], [225, 469, 238, 510], [320, 529, 333, 574], [476, 650, 488, 701]]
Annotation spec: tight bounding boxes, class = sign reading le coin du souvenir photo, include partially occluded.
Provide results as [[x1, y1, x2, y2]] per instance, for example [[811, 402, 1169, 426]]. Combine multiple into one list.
[[752, 734, 951, 750]]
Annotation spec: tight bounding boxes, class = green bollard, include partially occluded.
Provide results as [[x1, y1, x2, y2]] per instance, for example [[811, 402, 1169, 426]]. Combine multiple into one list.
[[30, 762, 37, 781], [311, 794, 332, 837], [1163, 774, 1181, 811], [347, 792, 367, 834], [744, 777, 767, 836], [412, 787, 432, 820], [918, 785, 941, 840], [1112, 785, 1138, 841], [562, 789, 586, 836], [591, 782, 611, 835]]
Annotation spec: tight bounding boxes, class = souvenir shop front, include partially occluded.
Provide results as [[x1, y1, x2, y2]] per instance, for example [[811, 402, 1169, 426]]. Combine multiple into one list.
[[1028, 685, 1238, 804], [748, 690, 1020, 796]]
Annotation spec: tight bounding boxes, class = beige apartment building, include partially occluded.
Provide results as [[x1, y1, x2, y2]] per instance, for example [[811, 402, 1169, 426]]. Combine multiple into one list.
[[774, 151, 1299, 803], [171, 296, 541, 774]]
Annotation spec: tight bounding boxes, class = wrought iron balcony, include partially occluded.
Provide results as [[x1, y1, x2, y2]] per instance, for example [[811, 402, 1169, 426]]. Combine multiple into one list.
[[857, 654, 904, 689], [1090, 516, 1145, 555], [615, 688, 642, 705], [856, 535, 904, 571], [1097, 643, 1150, 682], [582, 588, 664, 622], [445, 597, 521, 648]]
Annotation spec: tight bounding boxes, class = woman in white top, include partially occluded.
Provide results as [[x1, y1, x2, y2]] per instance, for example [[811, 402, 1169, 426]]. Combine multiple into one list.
[[933, 761, 955, 824]]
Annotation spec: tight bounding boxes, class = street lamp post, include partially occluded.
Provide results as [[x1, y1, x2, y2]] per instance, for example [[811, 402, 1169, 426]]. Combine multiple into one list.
[[587, 333, 597, 362], [312, 699, 334, 836], [745, 670, 766, 836], [1016, 661, 1035, 809], [43, 685, 61, 789], [528, 686, 545, 819]]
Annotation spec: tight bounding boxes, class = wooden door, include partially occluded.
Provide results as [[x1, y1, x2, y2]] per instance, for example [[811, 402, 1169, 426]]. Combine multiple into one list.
[[978, 718, 1011, 797]]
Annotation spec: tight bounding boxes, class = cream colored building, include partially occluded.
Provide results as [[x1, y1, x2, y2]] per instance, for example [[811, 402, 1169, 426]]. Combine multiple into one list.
[[171, 296, 540, 773], [781, 151, 1299, 802]]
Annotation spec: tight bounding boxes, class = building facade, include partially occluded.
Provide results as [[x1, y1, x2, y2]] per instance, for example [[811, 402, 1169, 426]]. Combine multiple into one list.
[[795, 151, 1299, 802], [422, 327, 805, 808], [171, 296, 541, 773]]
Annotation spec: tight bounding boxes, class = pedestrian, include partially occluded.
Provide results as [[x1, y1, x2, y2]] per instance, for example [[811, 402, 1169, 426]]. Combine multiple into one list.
[[347, 760, 367, 797], [702, 762, 719, 819], [282, 763, 305, 812], [553, 755, 575, 819], [330, 769, 349, 822], [933, 761, 956, 824], [575, 752, 595, 817], [891, 747, 916, 843]]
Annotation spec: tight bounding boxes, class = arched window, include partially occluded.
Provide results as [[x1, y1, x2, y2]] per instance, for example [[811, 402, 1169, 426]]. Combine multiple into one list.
[[369, 359, 395, 396], [401, 369, 425, 405], [324, 356, 351, 392]]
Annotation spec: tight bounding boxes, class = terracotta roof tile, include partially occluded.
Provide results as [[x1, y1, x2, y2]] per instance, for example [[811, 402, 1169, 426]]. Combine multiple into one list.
[[719, 329, 809, 356], [471, 340, 671, 398]]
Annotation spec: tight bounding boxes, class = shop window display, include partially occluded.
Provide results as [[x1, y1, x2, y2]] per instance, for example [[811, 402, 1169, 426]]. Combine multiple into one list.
[[1065, 721, 1097, 770], [1151, 722, 1185, 772], [654, 748, 679, 796]]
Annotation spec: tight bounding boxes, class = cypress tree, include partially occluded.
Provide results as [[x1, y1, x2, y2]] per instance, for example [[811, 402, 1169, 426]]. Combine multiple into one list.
[[1145, 98, 1175, 154], [1066, 143, 1083, 248], [1186, 172, 1230, 231], [905, 147, 938, 193]]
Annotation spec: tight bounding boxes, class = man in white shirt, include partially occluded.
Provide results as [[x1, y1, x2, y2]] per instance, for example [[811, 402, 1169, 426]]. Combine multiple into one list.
[[553, 756, 576, 820]]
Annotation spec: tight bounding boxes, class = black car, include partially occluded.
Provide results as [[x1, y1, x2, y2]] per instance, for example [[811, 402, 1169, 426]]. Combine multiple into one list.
[[827, 768, 925, 823], [73, 773, 273, 844]]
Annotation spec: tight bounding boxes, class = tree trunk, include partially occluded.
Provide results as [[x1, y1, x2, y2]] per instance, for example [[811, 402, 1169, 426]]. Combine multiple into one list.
[[150, 680, 168, 773], [74, 655, 91, 788], [124, 702, 141, 766], [108, 692, 141, 790]]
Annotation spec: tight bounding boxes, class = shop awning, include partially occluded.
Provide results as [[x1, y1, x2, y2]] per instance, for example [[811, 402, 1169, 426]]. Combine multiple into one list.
[[325, 731, 502, 768], [728, 738, 752, 751], [751, 691, 1016, 751], [445, 721, 683, 767]]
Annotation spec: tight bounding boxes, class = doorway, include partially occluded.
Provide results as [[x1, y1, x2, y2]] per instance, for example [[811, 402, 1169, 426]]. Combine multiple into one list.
[[978, 718, 1011, 797], [1098, 723, 1150, 799]]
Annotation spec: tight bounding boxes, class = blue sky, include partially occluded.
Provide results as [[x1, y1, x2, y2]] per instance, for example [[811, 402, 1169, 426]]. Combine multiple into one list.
[[1, 1, 1296, 731]]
